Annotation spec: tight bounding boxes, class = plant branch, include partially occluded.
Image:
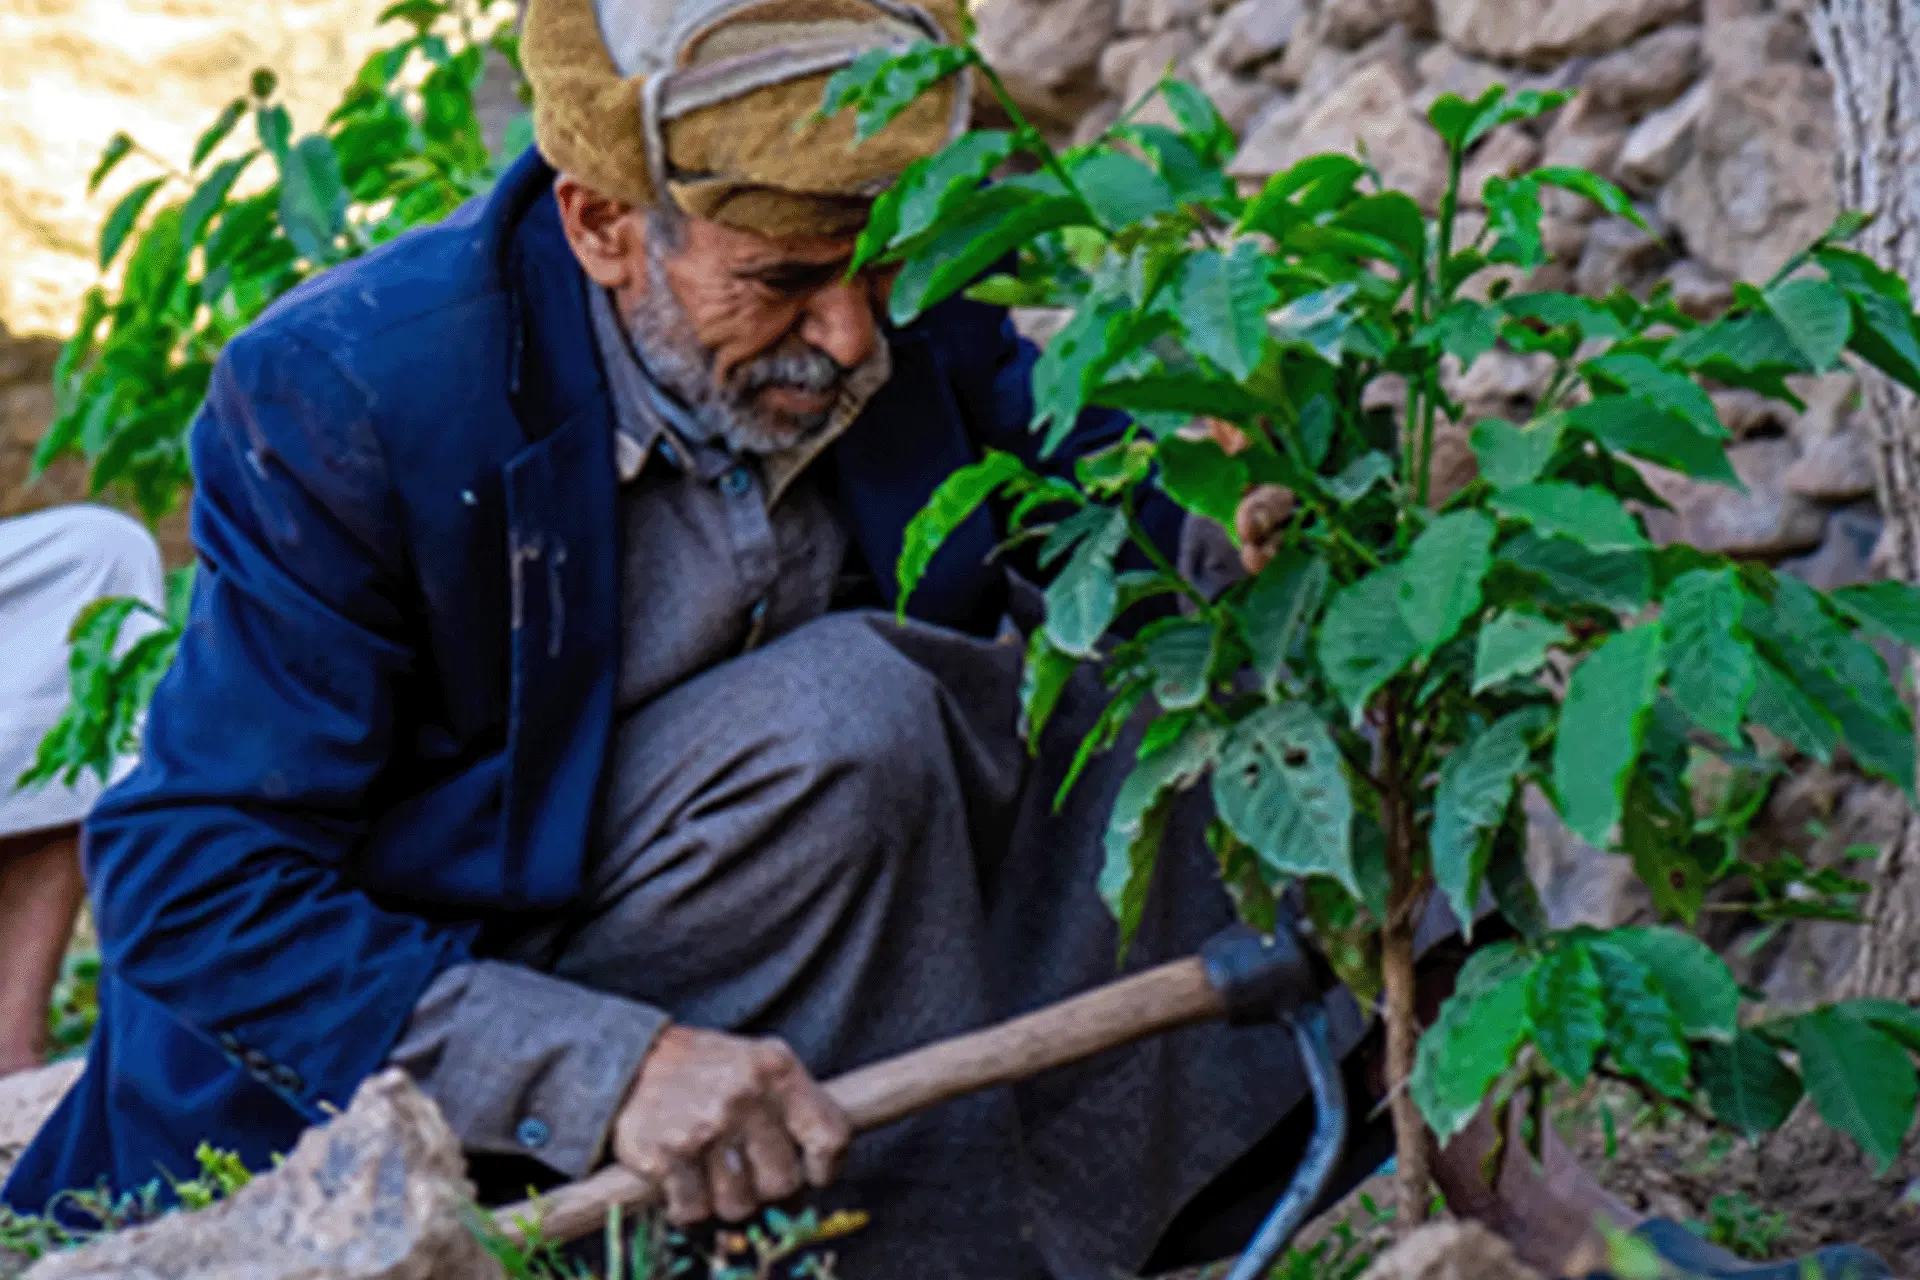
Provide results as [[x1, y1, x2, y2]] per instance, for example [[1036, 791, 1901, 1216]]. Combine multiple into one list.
[[1378, 688, 1433, 1232]]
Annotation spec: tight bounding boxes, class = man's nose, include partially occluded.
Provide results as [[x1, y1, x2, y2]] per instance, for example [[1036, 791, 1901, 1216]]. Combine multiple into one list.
[[799, 279, 881, 371]]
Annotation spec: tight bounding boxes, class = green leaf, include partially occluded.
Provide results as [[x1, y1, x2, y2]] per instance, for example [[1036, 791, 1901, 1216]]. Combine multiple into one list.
[[1396, 511, 1495, 657], [1530, 166, 1647, 228], [1102, 720, 1219, 958], [191, 99, 249, 170], [277, 134, 348, 263], [1767, 277, 1853, 372], [1530, 944, 1608, 1081], [1832, 580, 1920, 649], [1333, 192, 1426, 272], [1236, 153, 1365, 236], [1588, 940, 1691, 1098], [890, 189, 1090, 324], [1504, 291, 1630, 340], [1179, 241, 1276, 379], [1046, 507, 1130, 656], [1161, 78, 1235, 163], [1092, 370, 1270, 424], [893, 131, 1018, 246], [1143, 619, 1217, 710], [1075, 438, 1155, 496], [1427, 86, 1502, 152], [1073, 150, 1178, 229], [1660, 569, 1757, 743], [896, 451, 1033, 611], [1236, 551, 1328, 692], [1211, 702, 1356, 895], [1792, 1005, 1918, 1172], [1317, 566, 1419, 725], [1482, 174, 1547, 268], [1324, 452, 1394, 504], [1582, 352, 1723, 438], [89, 132, 135, 194], [1554, 626, 1665, 845], [1599, 927, 1738, 1041], [1420, 300, 1502, 367], [1469, 417, 1562, 490], [1490, 483, 1647, 552], [1504, 532, 1654, 610], [98, 177, 166, 269], [1032, 298, 1147, 452], [1666, 311, 1810, 377], [1474, 611, 1566, 693], [1154, 434, 1249, 528], [255, 103, 293, 159], [1020, 627, 1078, 752], [1268, 284, 1357, 363], [1745, 655, 1839, 763], [1566, 397, 1740, 486], [1844, 290, 1920, 394], [179, 154, 255, 252], [1412, 949, 1534, 1141], [1697, 1030, 1804, 1139], [818, 42, 972, 142], [1432, 710, 1539, 934]]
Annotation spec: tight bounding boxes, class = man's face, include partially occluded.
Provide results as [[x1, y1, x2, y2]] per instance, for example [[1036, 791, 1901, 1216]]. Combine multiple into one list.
[[556, 177, 893, 455]]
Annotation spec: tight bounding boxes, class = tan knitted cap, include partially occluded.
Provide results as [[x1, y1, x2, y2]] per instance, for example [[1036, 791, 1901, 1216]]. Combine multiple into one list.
[[522, 0, 970, 238]]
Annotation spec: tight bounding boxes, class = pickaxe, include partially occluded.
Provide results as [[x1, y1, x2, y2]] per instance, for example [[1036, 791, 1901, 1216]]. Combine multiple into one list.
[[495, 925, 1348, 1280]]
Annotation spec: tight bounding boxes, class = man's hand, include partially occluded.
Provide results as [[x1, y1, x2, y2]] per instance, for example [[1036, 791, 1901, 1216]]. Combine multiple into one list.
[[611, 1025, 852, 1225], [1196, 417, 1297, 578]]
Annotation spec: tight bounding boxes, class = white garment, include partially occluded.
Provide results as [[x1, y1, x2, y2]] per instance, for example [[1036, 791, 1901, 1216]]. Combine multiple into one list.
[[0, 505, 165, 838]]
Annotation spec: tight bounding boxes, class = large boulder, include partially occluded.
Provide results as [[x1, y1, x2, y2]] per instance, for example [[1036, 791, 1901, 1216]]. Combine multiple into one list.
[[0, 1060, 83, 1191], [25, 1071, 502, 1280], [1358, 1221, 1545, 1280], [974, 0, 1119, 128], [1658, 14, 1839, 282], [1433, 0, 1700, 68], [1231, 61, 1448, 205]]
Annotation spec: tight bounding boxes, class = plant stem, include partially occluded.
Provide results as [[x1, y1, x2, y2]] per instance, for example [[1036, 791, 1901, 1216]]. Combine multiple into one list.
[[1378, 691, 1431, 1233]]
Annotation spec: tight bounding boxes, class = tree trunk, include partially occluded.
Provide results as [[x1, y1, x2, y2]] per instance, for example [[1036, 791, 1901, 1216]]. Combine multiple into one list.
[[1804, 0, 1920, 1007]]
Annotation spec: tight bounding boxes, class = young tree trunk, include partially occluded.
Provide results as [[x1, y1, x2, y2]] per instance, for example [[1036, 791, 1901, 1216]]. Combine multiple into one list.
[[1804, 0, 1920, 1007], [1378, 700, 1432, 1231]]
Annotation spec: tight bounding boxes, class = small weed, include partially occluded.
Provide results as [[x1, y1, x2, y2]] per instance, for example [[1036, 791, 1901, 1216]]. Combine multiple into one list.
[[1688, 1192, 1790, 1262], [0, 1145, 248, 1268], [1265, 1192, 1394, 1280], [44, 949, 100, 1060], [469, 1200, 864, 1280]]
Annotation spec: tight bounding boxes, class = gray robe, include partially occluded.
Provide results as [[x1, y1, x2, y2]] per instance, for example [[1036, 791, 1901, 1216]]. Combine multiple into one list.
[[389, 292, 1367, 1278]]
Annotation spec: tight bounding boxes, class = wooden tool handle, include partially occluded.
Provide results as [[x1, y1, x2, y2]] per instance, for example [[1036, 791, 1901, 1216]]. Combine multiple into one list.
[[494, 955, 1225, 1246]]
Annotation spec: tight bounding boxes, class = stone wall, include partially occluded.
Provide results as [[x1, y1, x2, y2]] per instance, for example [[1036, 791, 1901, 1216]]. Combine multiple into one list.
[[976, 0, 1897, 999]]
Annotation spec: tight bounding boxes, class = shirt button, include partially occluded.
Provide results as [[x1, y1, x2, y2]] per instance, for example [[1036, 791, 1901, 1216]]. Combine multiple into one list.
[[750, 598, 769, 624], [721, 464, 753, 497], [271, 1064, 304, 1095], [516, 1116, 552, 1150], [658, 438, 679, 469]]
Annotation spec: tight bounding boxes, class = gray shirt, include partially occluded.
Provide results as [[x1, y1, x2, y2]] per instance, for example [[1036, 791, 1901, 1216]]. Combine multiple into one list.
[[388, 287, 883, 1178]]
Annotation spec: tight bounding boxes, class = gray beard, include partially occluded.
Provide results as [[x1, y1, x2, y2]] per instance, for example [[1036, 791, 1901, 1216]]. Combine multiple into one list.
[[621, 246, 847, 457]]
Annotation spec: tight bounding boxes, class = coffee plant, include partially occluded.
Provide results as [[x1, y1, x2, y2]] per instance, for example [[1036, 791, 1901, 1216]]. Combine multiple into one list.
[[826, 39, 1920, 1221], [18, 0, 528, 790]]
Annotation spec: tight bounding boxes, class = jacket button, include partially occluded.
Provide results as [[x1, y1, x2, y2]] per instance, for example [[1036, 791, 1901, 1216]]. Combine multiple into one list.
[[271, 1064, 304, 1094], [243, 1049, 271, 1077], [516, 1117, 551, 1150], [218, 1033, 241, 1059], [721, 465, 753, 497]]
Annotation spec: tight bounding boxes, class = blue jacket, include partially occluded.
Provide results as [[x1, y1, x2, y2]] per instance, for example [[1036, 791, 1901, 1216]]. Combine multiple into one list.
[[3, 150, 1177, 1212]]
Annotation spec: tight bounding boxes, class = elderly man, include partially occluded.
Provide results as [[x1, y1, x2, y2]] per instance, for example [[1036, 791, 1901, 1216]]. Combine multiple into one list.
[[6, 2, 1883, 1277]]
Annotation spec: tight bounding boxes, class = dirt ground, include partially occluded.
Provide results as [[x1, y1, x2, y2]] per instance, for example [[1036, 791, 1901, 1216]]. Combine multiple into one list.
[[1562, 1085, 1920, 1277]]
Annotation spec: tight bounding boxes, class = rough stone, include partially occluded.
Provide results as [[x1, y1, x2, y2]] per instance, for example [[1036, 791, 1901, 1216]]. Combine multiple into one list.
[[1581, 23, 1703, 117], [1448, 350, 1557, 417], [1322, 0, 1435, 48], [1185, 54, 1282, 133], [0, 1060, 82, 1190], [1539, 98, 1628, 188], [1661, 258, 1734, 320], [1618, 79, 1710, 194], [1639, 438, 1830, 556], [1781, 504, 1884, 591], [1527, 787, 1650, 929], [1118, 0, 1209, 33], [975, 0, 1118, 126], [1358, 1221, 1546, 1280], [1099, 30, 1200, 101], [1782, 427, 1877, 502], [1230, 60, 1448, 205], [1433, 0, 1702, 68], [1411, 41, 1504, 109], [1202, 0, 1306, 72], [1659, 24, 1839, 282], [1712, 387, 1794, 439], [1460, 125, 1541, 205], [1574, 215, 1672, 296], [24, 1071, 502, 1280]]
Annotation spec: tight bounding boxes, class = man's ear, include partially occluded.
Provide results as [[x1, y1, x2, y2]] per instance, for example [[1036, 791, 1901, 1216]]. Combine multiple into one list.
[[554, 175, 648, 289]]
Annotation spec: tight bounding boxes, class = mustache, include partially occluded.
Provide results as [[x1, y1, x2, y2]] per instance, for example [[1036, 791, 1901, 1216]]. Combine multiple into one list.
[[735, 343, 847, 396]]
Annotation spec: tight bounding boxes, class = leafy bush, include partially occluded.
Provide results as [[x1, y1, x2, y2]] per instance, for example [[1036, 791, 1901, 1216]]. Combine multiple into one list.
[[18, 0, 528, 790], [826, 34, 1920, 1219]]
